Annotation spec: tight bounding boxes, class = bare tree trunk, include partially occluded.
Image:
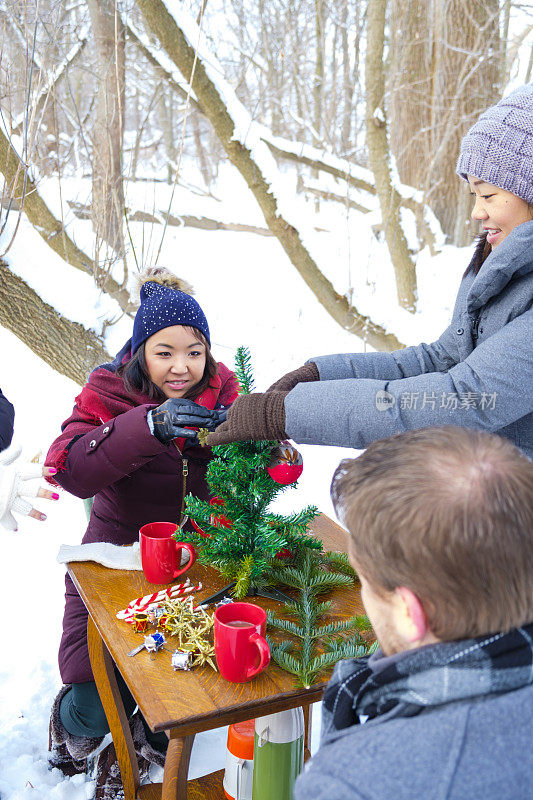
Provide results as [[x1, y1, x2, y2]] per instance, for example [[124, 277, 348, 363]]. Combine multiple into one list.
[[135, 0, 404, 352], [313, 0, 325, 142], [389, 0, 429, 190], [499, 0, 511, 88], [365, 0, 417, 312], [340, 0, 352, 154], [160, 85, 175, 185], [0, 125, 134, 313], [86, 0, 125, 259], [0, 259, 109, 385], [526, 41, 533, 84], [192, 115, 212, 188], [389, 0, 501, 244]]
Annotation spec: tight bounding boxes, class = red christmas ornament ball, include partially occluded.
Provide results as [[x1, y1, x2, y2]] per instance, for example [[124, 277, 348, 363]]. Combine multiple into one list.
[[275, 547, 294, 560], [267, 442, 303, 485], [209, 497, 232, 529], [190, 497, 232, 538]]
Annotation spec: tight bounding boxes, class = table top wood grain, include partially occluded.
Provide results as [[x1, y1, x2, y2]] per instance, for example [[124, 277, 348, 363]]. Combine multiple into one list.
[[68, 513, 363, 736]]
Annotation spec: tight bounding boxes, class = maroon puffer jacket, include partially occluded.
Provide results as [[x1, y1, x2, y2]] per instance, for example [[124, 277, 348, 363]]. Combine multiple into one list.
[[50, 372, 237, 683]]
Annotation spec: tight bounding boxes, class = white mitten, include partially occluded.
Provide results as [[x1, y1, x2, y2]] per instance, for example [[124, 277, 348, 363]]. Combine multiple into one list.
[[0, 444, 44, 531], [57, 542, 143, 570]]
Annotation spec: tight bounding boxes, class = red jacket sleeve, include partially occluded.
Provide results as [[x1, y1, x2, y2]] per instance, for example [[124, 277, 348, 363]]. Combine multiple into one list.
[[50, 404, 168, 499]]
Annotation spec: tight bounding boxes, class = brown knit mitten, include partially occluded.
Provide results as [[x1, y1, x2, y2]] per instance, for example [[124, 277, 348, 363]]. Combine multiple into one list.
[[266, 362, 319, 392], [48, 685, 103, 777], [206, 392, 288, 446]]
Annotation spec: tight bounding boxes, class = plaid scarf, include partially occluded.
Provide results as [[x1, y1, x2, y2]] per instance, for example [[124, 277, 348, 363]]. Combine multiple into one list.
[[45, 339, 238, 475], [322, 623, 533, 737]]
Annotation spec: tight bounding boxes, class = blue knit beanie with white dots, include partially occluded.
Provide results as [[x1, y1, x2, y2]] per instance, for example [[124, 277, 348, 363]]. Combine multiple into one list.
[[456, 83, 533, 203], [131, 277, 210, 353]]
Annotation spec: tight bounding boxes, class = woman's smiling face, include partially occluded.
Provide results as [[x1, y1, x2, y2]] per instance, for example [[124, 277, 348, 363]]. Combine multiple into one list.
[[144, 325, 206, 398], [468, 176, 533, 249]]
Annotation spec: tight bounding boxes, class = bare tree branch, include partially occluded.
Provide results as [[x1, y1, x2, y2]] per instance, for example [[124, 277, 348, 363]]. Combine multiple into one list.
[[11, 26, 89, 136], [125, 19, 202, 114], [123, 25, 435, 255], [135, 0, 404, 351], [365, 0, 417, 312], [0, 258, 110, 385], [0, 125, 134, 313], [67, 198, 274, 236]]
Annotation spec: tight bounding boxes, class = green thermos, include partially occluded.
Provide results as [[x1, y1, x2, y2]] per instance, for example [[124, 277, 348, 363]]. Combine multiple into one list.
[[252, 708, 305, 800]]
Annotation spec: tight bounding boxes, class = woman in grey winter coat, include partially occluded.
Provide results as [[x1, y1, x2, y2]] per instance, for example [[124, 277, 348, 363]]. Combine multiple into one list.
[[207, 84, 533, 458]]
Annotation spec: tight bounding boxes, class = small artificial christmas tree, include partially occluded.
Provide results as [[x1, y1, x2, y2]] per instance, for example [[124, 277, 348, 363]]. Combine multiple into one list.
[[179, 347, 321, 599]]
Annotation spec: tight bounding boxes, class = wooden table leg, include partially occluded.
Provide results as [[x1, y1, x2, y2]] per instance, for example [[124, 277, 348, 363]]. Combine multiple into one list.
[[88, 615, 140, 800], [161, 730, 195, 800], [303, 702, 313, 762]]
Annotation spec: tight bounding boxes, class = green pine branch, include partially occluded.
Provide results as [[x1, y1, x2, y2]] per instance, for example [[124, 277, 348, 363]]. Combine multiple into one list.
[[234, 345, 254, 394], [269, 647, 304, 678], [234, 555, 254, 597], [266, 614, 304, 637], [307, 572, 354, 591], [318, 550, 358, 578], [266, 549, 376, 685]]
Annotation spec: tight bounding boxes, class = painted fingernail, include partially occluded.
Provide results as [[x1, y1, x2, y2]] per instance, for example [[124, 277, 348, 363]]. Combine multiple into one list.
[[52, 493, 60, 500], [40, 513, 47, 521], [48, 468, 57, 474]]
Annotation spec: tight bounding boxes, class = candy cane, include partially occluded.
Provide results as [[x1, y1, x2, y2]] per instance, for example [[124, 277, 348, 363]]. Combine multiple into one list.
[[119, 586, 201, 624], [117, 580, 191, 618], [117, 587, 194, 621], [116, 581, 202, 621]]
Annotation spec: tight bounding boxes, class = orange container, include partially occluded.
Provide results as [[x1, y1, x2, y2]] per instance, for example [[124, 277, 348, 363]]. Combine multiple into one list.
[[223, 719, 255, 800]]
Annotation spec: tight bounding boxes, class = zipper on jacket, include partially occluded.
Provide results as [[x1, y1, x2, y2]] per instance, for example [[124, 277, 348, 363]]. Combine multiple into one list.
[[180, 457, 188, 523], [173, 439, 189, 525], [471, 314, 480, 344]]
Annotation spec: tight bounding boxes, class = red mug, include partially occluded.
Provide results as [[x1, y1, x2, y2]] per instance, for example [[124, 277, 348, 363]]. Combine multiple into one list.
[[214, 602, 270, 682], [139, 522, 196, 585]]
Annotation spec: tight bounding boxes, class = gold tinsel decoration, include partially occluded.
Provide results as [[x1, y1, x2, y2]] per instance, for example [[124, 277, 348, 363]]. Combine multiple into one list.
[[160, 598, 216, 670]]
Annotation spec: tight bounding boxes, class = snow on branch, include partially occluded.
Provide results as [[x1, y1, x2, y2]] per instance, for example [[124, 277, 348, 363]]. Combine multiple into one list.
[[134, 6, 441, 258], [12, 25, 90, 135], [125, 18, 201, 113], [136, 0, 405, 351]]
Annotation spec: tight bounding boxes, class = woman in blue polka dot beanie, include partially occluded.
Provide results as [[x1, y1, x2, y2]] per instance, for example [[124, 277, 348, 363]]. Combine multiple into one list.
[[45, 267, 238, 778]]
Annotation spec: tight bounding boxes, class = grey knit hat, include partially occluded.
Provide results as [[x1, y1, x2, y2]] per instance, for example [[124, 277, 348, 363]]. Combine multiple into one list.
[[456, 84, 533, 203]]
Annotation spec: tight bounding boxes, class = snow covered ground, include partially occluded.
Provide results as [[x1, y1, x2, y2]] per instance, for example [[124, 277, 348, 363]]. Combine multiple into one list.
[[0, 166, 467, 798]]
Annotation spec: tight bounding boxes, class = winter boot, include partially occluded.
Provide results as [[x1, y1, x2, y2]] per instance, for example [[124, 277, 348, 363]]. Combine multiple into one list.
[[48, 685, 103, 777], [94, 740, 124, 800], [94, 711, 167, 799], [130, 711, 166, 773]]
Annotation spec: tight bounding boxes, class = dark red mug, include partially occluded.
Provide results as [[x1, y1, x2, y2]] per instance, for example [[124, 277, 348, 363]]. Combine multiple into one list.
[[214, 602, 270, 682], [139, 522, 196, 585]]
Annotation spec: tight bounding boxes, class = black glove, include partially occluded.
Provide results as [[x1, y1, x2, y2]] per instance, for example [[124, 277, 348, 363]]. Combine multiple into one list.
[[150, 399, 228, 444]]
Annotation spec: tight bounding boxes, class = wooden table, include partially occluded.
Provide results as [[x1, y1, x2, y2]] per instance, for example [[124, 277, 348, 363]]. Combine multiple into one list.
[[68, 514, 363, 800]]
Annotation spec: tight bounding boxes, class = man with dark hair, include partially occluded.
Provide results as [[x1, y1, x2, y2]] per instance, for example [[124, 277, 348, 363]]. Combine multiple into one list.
[[295, 426, 533, 800]]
